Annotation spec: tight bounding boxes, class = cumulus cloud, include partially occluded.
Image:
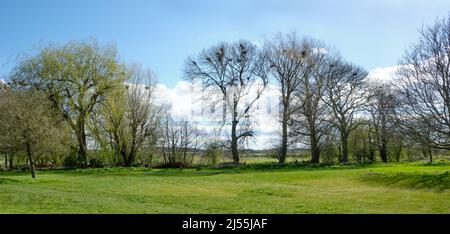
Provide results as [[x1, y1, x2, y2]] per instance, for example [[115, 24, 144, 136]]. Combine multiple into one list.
[[251, 40, 263, 48], [367, 65, 399, 82], [312, 47, 328, 55]]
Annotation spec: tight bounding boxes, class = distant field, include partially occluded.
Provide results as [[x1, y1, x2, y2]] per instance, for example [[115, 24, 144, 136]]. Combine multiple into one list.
[[0, 161, 449, 213]]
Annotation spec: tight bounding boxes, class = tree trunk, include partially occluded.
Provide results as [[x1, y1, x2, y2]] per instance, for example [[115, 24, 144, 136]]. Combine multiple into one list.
[[368, 132, 375, 162], [428, 149, 433, 163], [279, 112, 288, 164], [379, 137, 388, 162], [191, 144, 198, 165], [341, 133, 349, 163], [77, 122, 88, 167], [9, 154, 13, 168], [231, 120, 239, 166], [26, 142, 36, 179], [120, 147, 128, 166], [310, 138, 320, 164], [183, 144, 188, 164], [125, 149, 137, 167], [395, 146, 402, 162], [4, 153, 7, 169]]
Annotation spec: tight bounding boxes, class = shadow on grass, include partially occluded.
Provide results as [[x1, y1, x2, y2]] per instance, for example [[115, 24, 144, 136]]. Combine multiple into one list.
[[43, 167, 224, 177], [0, 178, 20, 184], [0, 162, 387, 178], [361, 171, 450, 192], [142, 170, 222, 177]]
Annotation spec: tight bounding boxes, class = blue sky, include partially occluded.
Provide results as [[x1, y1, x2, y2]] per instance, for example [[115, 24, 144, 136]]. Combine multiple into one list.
[[1, 0, 449, 87]]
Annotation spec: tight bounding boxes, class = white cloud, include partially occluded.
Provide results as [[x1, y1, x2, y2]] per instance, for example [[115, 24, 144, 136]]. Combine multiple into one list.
[[251, 40, 263, 48], [367, 65, 399, 82], [312, 47, 328, 55]]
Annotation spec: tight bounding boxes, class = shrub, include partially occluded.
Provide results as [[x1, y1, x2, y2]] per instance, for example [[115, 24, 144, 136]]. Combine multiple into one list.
[[204, 142, 222, 166], [63, 153, 79, 168], [154, 162, 188, 168], [89, 158, 104, 168]]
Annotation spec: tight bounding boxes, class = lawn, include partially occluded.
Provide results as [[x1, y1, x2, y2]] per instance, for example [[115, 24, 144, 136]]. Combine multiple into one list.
[[0, 161, 449, 213]]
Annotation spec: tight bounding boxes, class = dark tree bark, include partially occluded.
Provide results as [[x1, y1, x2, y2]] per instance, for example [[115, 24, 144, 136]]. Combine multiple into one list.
[[279, 113, 289, 163], [9, 154, 13, 168], [379, 140, 388, 162], [310, 133, 321, 163], [231, 120, 240, 166], [76, 119, 88, 167], [341, 132, 349, 163], [26, 142, 36, 179], [428, 149, 433, 163], [368, 131, 376, 162]]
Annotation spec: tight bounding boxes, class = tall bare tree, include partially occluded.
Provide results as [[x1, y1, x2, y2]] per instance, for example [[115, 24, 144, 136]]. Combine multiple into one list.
[[324, 59, 368, 162], [160, 115, 202, 166], [184, 40, 269, 165], [263, 33, 308, 163], [396, 14, 450, 152], [290, 38, 332, 163], [366, 82, 398, 162]]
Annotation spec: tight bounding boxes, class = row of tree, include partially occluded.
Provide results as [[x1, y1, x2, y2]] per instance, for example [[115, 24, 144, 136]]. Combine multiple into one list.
[[1, 13, 450, 177], [183, 13, 450, 165]]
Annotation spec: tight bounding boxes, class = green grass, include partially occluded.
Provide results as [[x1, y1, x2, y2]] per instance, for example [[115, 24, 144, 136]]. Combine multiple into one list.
[[0, 161, 450, 213]]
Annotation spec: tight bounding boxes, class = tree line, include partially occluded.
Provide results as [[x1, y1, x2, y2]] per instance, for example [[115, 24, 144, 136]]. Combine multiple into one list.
[[1, 13, 450, 177]]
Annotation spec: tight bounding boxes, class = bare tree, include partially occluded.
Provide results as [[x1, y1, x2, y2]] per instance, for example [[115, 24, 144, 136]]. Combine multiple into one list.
[[263, 32, 309, 163], [290, 38, 332, 163], [184, 40, 269, 165], [160, 114, 203, 166], [324, 59, 368, 163], [396, 14, 450, 152], [366, 82, 398, 162]]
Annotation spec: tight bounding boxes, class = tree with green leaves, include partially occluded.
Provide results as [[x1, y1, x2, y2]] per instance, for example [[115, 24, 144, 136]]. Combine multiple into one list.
[[11, 40, 126, 166], [0, 88, 65, 178], [92, 64, 166, 167]]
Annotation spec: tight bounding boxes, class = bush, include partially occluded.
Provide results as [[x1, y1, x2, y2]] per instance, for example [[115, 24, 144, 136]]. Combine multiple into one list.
[[89, 158, 104, 168], [63, 153, 78, 168], [154, 162, 188, 168], [204, 142, 222, 166]]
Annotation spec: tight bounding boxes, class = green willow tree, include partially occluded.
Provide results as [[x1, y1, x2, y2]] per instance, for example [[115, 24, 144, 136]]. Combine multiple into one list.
[[91, 64, 165, 167], [11, 40, 126, 166]]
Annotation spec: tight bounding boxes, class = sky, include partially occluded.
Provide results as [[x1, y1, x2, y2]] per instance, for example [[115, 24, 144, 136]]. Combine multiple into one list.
[[1, 0, 449, 149], [1, 0, 450, 87]]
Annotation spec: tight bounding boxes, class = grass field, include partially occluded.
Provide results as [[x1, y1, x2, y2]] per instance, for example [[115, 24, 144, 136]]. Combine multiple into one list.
[[0, 161, 449, 213]]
